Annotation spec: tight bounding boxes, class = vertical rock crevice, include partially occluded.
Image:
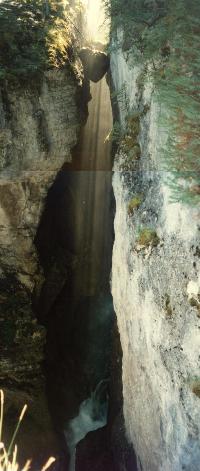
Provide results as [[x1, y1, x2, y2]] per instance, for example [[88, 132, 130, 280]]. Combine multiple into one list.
[[34, 73, 115, 468], [34, 49, 136, 470]]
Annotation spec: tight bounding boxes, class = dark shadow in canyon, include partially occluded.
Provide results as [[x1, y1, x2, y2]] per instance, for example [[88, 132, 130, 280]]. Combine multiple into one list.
[[34, 76, 137, 471]]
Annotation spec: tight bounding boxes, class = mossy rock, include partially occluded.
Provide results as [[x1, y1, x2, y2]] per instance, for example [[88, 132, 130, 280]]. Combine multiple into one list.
[[122, 135, 136, 151], [165, 294, 173, 318], [141, 104, 150, 116], [119, 160, 138, 172], [129, 143, 141, 160], [189, 297, 200, 317], [191, 381, 200, 398], [137, 228, 159, 248], [127, 114, 140, 137], [128, 195, 143, 215], [122, 138, 141, 160]]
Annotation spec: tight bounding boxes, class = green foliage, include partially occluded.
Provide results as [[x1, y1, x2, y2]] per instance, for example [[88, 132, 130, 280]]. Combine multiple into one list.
[[191, 379, 200, 398], [111, 82, 129, 115], [0, 0, 81, 79], [165, 294, 173, 318], [128, 195, 143, 215], [105, 0, 200, 204], [104, 0, 168, 55], [136, 228, 159, 248], [154, 1, 200, 203], [110, 121, 124, 144], [189, 297, 200, 317], [121, 112, 141, 161]]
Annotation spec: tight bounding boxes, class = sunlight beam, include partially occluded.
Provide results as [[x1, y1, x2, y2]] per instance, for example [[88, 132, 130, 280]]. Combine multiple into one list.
[[82, 0, 109, 43]]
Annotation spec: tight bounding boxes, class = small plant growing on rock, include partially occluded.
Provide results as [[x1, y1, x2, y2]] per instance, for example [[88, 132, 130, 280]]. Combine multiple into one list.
[[136, 228, 159, 248], [127, 113, 140, 136], [121, 112, 141, 161], [192, 382, 200, 398], [128, 195, 143, 215], [165, 294, 173, 318], [189, 379, 200, 399], [189, 297, 200, 318], [122, 138, 141, 159]]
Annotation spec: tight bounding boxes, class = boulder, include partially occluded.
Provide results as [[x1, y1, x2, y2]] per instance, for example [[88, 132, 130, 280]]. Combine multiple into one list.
[[79, 47, 110, 82]]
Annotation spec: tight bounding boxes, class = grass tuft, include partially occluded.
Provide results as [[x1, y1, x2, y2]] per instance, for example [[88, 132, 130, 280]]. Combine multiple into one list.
[[0, 390, 55, 471]]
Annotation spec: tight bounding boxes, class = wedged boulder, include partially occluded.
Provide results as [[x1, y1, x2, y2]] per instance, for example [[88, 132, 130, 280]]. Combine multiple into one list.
[[79, 47, 110, 82]]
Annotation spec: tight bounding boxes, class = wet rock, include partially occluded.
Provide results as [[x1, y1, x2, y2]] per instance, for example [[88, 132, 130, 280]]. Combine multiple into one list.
[[79, 48, 110, 82], [76, 426, 115, 471], [76, 419, 137, 471]]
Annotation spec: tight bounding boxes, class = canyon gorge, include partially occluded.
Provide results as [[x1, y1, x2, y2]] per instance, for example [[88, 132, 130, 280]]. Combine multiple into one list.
[[0, 0, 200, 470]]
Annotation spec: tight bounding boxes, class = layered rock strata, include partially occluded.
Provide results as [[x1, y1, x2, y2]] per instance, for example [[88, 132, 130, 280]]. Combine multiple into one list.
[[0, 67, 85, 464]]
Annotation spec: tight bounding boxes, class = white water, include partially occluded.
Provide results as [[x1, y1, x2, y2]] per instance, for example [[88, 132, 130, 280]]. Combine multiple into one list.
[[65, 381, 108, 471]]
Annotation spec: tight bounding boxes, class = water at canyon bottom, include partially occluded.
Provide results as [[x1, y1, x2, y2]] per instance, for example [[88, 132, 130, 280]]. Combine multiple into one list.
[[62, 74, 113, 468], [65, 381, 108, 471]]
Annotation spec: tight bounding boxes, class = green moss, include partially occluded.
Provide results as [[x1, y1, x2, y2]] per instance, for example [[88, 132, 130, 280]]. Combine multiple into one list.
[[130, 143, 141, 160], [121, 112, 141, 161], [127, 114, 140, 136], [122, 135, 136, 151], [122, 138, 141, 159], [189, 297, 200, 318], [191, 381, 200, 398], [137, 228, 159, 248], [128, 195, 143, 215], [0, 0, 80, 80], [165, 294, 173, 318], [107, 0, 200, 205]]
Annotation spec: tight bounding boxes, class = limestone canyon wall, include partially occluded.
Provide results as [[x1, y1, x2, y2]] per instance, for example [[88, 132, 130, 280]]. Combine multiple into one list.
[[110, 2, 200, 470], [0, 66, 85, 462]]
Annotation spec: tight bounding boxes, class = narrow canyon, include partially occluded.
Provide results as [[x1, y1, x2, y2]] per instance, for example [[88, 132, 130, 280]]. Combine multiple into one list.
[[0, 1, 200, 471]]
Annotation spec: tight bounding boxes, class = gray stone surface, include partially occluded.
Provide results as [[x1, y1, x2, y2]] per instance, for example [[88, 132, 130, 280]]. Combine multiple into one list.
[[111, 45, 200, 471], [0, 67, 85, 464]]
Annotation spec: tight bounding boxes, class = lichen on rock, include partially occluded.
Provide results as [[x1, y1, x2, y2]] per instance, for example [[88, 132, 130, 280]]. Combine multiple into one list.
[[110, 1, 200, 470]]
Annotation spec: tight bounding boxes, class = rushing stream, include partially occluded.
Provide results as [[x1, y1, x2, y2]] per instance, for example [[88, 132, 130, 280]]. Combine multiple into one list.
[[65, 381, 108, 471]]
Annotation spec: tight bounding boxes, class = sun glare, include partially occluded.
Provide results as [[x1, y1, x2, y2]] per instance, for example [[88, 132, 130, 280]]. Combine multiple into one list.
[[82, 0, 109, 43]]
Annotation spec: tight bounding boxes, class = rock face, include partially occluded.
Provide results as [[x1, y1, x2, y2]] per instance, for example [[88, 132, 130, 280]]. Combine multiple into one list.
[[110, 21, 200, 471], [75, 318, 137, 471], [76, 426, 115, 471], [0, 67, 86, 464]]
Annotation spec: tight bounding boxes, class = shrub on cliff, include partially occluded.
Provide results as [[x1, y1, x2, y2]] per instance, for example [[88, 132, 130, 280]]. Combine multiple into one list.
[[0, 0, 81, 79], [105, 0, 200, 204]]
